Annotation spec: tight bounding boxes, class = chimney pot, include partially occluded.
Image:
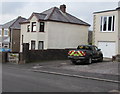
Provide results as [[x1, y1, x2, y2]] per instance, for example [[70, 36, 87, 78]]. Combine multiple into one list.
[[116, 1, 120, 10], [60, 4, 66, 13]]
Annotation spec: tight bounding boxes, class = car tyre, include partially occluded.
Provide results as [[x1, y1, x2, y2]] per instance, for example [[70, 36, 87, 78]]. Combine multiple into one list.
[[88, 57, 92, 64], [99, 56, 103, 62]]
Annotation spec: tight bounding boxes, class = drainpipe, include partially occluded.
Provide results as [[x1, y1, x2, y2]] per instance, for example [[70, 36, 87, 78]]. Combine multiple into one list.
[[10, 28, 12, 51]]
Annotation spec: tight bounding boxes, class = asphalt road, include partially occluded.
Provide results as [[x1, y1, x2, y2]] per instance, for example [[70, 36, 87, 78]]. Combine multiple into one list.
[[0, 63, 2, 93], [2, 64, 119, 92]]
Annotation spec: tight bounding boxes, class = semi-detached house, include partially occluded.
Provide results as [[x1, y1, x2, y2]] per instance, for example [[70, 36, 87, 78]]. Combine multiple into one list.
[[20, 5, 90, 52], [1, 16, 26, 52], [93, 6, 120, 58]]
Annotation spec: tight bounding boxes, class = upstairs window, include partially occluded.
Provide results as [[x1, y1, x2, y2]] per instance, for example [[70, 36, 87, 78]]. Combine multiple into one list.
[[4, 29, 8, 36], [31, 40, 35, 50], [31, 22, 36, 32], [27, 25, 30, 32], [100, 16, 115, 32], [39, 22, 45, 32]]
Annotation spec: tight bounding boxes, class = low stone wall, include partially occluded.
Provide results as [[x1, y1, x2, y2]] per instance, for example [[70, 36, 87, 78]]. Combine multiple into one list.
[[19, 43, 72, 63], [1, 52, 8, 63], [116, 54, 120, 62], [27, 49, 69, 62]]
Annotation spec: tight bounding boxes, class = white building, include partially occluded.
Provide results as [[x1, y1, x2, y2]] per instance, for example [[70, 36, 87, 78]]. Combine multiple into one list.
[[20, 5, 90, 52], [93, 6, 120, 58]]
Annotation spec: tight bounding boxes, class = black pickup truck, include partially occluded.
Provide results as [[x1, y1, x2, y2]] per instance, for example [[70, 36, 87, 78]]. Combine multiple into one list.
[[68, 45, 103, 64]]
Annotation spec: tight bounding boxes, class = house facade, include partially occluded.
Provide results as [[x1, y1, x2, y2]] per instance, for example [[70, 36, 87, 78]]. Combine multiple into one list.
[[93, 7, 120, 58], [2, 16, 26, 52], [20, 5, 90, 52]]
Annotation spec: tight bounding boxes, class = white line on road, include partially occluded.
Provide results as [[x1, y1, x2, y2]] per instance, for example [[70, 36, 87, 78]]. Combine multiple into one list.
[[3, 65, 120, 84], [33, 69, 120, 84]]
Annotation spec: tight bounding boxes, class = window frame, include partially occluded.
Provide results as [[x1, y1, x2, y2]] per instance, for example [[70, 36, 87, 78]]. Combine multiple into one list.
[[100, 15, 115, 32], [31, 22, 36, 32], [3, 44, 9, 48], [31, 40, 36, 50], [4, 29, 9, 36], [38, 41, 44, 50], [39, 22, 45, 32], [27, 25, 30, 32]]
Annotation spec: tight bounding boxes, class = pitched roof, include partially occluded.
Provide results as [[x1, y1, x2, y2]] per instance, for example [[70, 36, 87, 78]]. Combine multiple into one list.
[[24, 7, 90, 26], [3, 16, 27, 29], [0, 25, 2, 29]]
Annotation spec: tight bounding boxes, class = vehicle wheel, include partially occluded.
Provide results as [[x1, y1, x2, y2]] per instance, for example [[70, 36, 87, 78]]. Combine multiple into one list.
[[99, 57, 103, 62], [88, 57, 92, 64]]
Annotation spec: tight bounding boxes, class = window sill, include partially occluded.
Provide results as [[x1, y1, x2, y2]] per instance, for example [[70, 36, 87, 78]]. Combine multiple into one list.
[[39, 31, 45, 33], [100, 31, 115, 33], [4, 35, 9, 36]]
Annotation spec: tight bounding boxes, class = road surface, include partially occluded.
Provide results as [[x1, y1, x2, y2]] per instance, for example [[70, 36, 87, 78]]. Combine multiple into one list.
[[2, 64, 119, 92]]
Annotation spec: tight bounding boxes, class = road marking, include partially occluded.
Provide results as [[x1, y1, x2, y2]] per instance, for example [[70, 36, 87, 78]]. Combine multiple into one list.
[[109, 90, 120, 93], [4, 65, 120, 83], [33, 69, 120, 83]]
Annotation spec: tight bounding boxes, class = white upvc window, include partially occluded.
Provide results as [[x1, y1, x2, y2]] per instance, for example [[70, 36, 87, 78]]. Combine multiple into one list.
[[3, 44, 9, 48], [31, 40, 36, 50], [31, 22, 36, 32], [38, 41, 44, 50], [100, 16, 115, 32], [4, 29, 9, 36]]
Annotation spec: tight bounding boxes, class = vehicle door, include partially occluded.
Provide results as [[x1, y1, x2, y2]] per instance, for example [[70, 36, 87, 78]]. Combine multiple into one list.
[[92, 46, 99, 59]]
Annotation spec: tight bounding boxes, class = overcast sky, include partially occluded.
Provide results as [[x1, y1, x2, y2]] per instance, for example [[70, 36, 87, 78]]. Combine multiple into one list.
[[0, 1, 119, 30]]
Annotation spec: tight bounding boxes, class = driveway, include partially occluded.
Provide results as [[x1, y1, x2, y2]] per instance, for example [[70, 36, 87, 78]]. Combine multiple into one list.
[[32, 59, 119, 76]]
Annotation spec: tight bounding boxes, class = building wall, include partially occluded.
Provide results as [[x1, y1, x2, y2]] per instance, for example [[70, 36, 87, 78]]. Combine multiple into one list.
[[47, 21, 89, 49], [118, 10, 120, 54], [20, 16, 48, 52], [11, 29, 20, 52], [20, 15, 89, 52], [93, 10, 119, 54]]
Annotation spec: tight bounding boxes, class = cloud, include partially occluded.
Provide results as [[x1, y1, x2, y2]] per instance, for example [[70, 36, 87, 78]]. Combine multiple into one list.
[[0, 2, 119, 30], [2, 2, 28, 15]]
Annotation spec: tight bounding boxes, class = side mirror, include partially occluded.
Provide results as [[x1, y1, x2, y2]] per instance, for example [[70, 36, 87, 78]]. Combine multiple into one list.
[[97, 49, 101, 51]]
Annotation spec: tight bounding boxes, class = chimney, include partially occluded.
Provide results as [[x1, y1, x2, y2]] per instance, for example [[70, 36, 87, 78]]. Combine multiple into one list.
[[116, 1, 120, 10], [118, 1, 120, 7], [60, 4, 66, 13]]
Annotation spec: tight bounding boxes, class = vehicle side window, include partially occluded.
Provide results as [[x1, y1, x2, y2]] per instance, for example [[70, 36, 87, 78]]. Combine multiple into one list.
[[77, 46, 92, 50], [92, 46, 98, 51]]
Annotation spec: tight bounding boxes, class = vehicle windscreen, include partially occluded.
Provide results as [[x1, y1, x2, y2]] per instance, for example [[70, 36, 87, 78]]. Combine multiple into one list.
[[77, 46, 92, 50]]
